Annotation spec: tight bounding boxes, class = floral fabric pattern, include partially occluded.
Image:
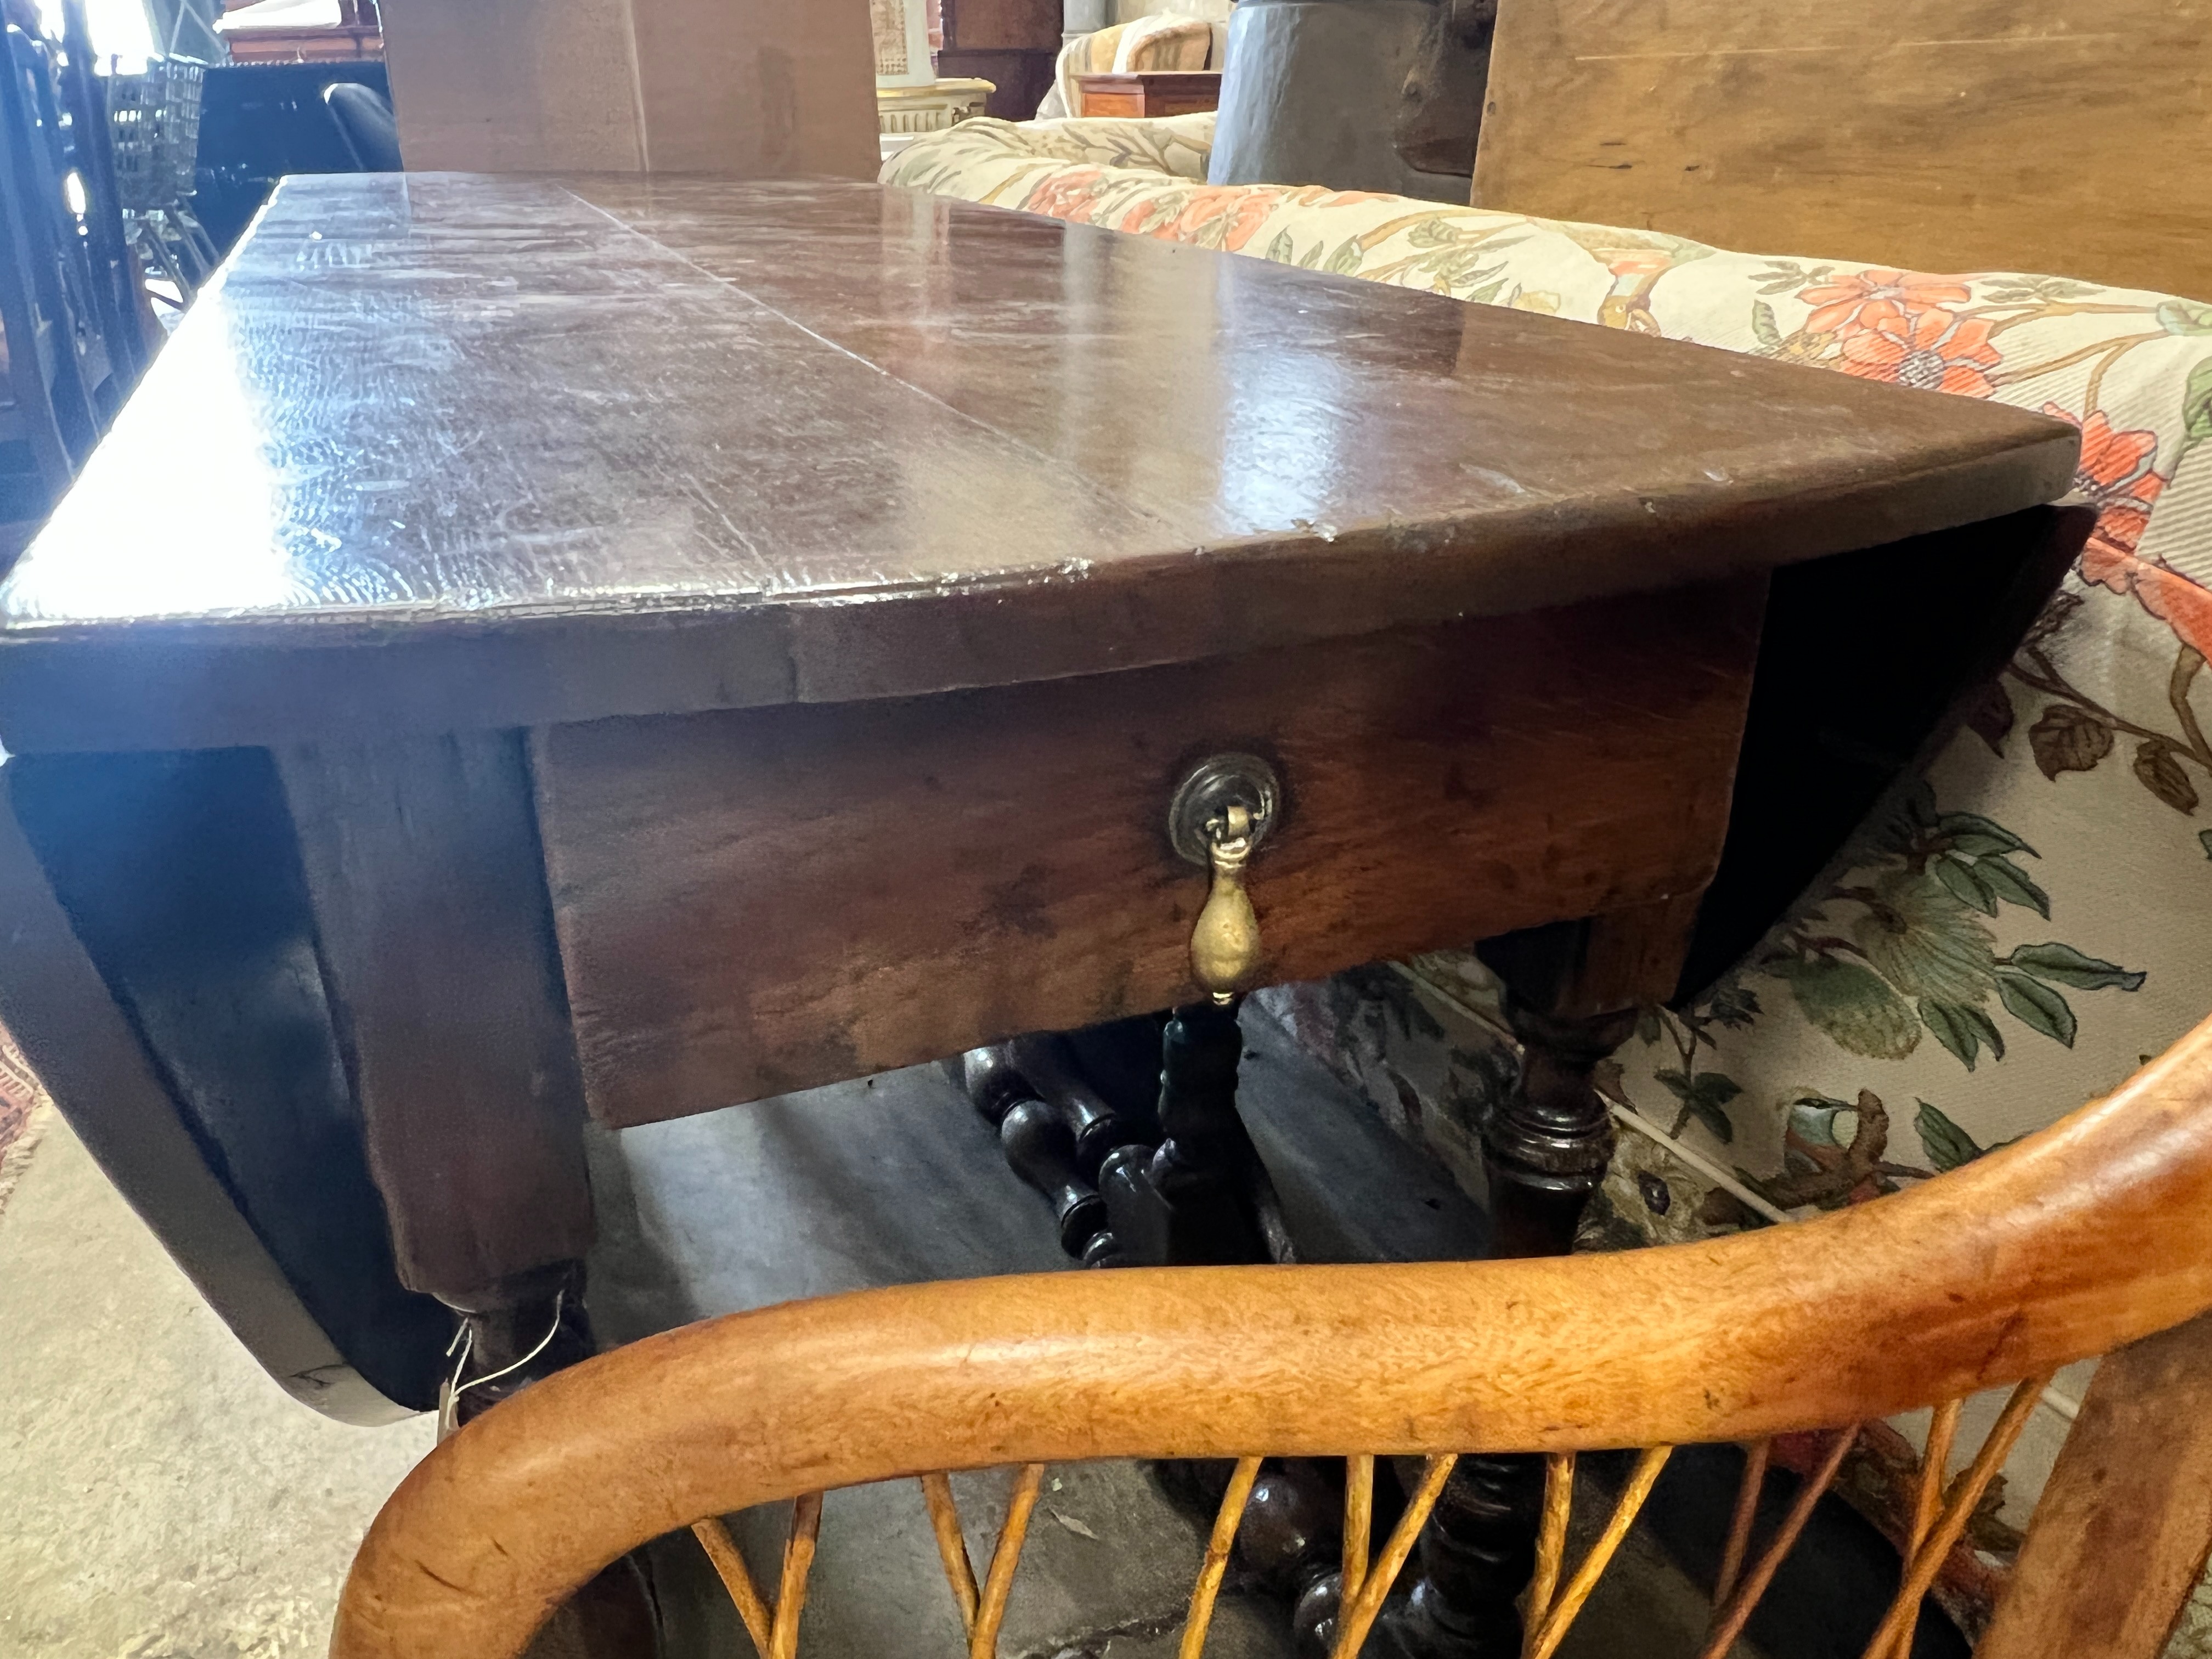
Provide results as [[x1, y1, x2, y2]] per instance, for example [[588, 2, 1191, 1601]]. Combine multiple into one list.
[[883, 113, 1216, 195], [890, 121, 2212, 1633]]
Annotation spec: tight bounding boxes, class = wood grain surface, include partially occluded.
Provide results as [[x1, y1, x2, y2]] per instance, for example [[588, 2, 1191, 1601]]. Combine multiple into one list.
[[276, 735, 594, 1299], [535, 587, 1763, 1125], [1470, 0, 2212, 298], [330, 1007, 2212, 1659], [1074, 70, 1223, 117], [0, 174, 2073, 754], [1979, 1310, 2212, 1659]]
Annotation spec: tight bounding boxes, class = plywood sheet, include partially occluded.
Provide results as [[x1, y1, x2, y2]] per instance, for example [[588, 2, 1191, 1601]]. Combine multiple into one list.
[[1471, 0, 2212, 298]]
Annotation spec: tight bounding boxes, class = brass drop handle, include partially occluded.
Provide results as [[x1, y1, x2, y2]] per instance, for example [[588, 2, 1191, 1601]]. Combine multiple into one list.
[[1190, 803, 1261, 1005], [1167, 754, 1281, 1006]]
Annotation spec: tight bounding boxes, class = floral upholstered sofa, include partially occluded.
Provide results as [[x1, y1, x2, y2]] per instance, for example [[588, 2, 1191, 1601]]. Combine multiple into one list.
[[887, 115, 2212, 1642]]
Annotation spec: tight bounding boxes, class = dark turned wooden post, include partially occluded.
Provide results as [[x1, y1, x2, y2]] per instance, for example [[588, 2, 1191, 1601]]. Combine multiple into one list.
[[1100, 997, 1276, 1268], [961, 1035, 1138, 1262], [1379, 897, 1701, 1659], [1480, 996, 1637, 1260]]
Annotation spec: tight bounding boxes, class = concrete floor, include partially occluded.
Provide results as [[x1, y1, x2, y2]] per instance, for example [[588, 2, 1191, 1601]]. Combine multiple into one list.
[[0, 1113, 436, 1659], [0, 1018, 1752, 1659]]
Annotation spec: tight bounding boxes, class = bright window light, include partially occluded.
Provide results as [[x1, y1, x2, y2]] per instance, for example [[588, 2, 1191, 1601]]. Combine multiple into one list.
[[35, 0, 158, 69]]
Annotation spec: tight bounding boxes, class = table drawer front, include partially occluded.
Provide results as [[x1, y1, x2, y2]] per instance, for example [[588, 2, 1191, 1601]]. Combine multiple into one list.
[[534, 583, 1763, 1127]]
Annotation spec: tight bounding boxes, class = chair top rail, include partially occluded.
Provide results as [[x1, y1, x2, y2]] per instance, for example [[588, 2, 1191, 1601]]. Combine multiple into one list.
[[332, 1006, 2212, 1659]]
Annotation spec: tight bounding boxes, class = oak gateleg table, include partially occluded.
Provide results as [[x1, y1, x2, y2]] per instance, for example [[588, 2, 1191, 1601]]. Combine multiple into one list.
[[0, 173, 2083, 1656]]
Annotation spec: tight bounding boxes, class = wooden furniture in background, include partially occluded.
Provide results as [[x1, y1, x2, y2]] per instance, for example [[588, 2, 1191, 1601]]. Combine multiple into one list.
[[223, 26, 382, 64], [221, 0, 384, 64], [936, 0, 1059, 121], [0, 7, 146, 557], [330, 1013, 2212, 1659], [372, 0, 876, 174], [1073, 67, 1221, 119], [1469, 0, 2212, 299], [1979, 1310, 2212, 1658]]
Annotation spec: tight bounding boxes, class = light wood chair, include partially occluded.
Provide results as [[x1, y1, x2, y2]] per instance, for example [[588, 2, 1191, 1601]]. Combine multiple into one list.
[[330, 1009, 2212, 1659]]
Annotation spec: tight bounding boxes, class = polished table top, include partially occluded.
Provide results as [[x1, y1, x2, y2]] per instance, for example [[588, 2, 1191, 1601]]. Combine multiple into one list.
[[0, 173, 2075, 753]]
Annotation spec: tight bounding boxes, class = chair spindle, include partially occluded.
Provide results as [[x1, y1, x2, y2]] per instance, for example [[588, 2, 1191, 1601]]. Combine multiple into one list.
[[1331, 1454, 1459, 1659], [1858, 1375, 2054, 1659], [1527, 1444, 1673, 1659], [1697, 1427, 1858, 1659], [972, 1463, 1047, 1659], [1342, 1453, 1374, 1607], [1523, 1451, 1577, 1655], [769, 1491, 823, 1659], [1180, 1455, 1263, 1659]]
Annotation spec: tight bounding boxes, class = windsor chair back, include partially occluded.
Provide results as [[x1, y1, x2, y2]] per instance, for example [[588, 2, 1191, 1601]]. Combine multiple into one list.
[[330, 1008, 2212, 1659], [0, 12, 139, 544], [0, 25, 95, 510]]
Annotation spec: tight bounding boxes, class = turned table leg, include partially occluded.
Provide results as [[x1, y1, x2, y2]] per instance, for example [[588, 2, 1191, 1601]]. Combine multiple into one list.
[[1379, 898, 1701, 1659], [1099, 997, 1281, 1267], [962, 1001, 1283, 1269]]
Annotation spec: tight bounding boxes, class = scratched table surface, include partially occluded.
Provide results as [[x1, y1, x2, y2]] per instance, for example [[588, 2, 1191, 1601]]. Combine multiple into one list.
[[0, 173, 2075, 754]]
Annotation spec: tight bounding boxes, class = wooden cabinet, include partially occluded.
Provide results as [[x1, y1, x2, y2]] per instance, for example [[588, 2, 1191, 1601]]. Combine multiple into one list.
[[1075, 69, 1222, 117], [937, 0, 1059, 119]]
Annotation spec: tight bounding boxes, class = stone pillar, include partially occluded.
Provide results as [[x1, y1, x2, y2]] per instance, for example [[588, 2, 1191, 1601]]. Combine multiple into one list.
[[1065, 0, 1111, 42], [1208, 0, 1471, 200]]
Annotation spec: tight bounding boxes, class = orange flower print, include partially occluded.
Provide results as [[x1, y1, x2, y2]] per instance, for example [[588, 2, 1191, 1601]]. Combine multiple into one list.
[[1153, 186, 1277, 251], [2081, 542, 2212, 664], [1801, 268, 1972, 338], [1606, 249, 1673, 281], [2041, 405, 2210, 661], [1118, 196, 1175, 236], [1023, 167, 1109, 225], [1838, 309, 2001, 397], [1285, 186, 1392, 209], [2045, 405, 2166, 560]]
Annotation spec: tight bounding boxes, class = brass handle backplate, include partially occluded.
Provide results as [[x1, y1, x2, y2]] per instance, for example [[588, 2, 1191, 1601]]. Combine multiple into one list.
[[1168, 754, 1280, 1005]]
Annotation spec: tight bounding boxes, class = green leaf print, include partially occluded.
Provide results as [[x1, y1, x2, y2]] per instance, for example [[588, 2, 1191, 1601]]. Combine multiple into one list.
[[1915, 1102, 1982, 1172], [1915, 1101, 2021, 1172], [2157, 298, 2212, 336], [2004, 943, 2147, 991], [2201, 829, 2212, 860], [1932, 855, 1999, 916], [1264, 228, 1297, 264], [1655, 1069, 1741, 1143], [1770, 791, 2142, 1073], [1751, 300, 1782, 349], [1995, 969, 2078, 1047], [1769, 958, 1921, 1059], [1973, 856, 2051, 918], [1918, 1000, 2004, 1069], [1936, 811, 2034, 857], [1324, 237, 1364, 276], [2182, 358, 2212, 460]]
